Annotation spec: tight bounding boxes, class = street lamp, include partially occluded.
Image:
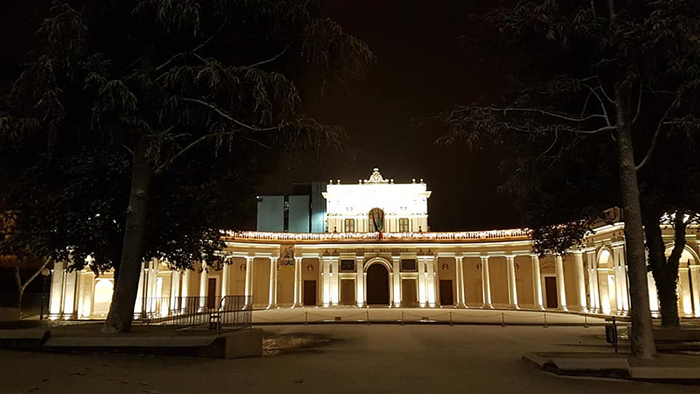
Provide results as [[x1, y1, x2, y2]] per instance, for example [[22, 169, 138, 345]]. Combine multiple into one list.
[[40, 268, 50, 320]]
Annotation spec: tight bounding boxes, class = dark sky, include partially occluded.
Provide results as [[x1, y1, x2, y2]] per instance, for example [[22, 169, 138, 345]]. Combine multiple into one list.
[[0, 1, 520, 232], [257, 1, 520, 231]]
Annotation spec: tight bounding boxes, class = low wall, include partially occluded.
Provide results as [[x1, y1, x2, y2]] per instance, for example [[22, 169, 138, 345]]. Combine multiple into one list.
[[0, 308, 20, 322]]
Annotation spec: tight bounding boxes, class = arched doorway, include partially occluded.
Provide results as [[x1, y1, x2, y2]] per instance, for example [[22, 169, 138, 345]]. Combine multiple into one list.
[[366, 264, 390, 305], [93, 279, 114, 317], [664, 247, 699, 317], [597, 249, 617, 314]]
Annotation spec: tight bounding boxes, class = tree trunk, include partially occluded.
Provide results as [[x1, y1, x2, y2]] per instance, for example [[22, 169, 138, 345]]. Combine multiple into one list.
[[13, 257, 51, 319], [102, 135, 153, 333], [657, 279, 680, 327], [14, 265, 24, 317], [615, 84, 657, 358], [643, 208, 681, 327]]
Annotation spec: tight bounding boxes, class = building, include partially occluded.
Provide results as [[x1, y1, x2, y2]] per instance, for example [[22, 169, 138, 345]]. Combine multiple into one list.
[[48, 169, 700, 319], [257, 182, 326, 233]]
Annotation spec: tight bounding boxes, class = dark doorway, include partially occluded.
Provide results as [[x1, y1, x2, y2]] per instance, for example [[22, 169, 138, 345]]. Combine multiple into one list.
[[402, 279, 418, 307], [207, 277, 217, 309], [341, 279, 355, 305], [545, 277, 558, 308], [303, 280, 317, 306], [439, 280, 454, 306], [366, 264, 390, 305]]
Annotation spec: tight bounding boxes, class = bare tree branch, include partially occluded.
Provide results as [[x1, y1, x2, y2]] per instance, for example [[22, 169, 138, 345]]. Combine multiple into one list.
[[582, 83, 612, 125], [247, 43, 292, 69], [154, 133, 210, 176], [539, 130, 559, 158], [182, 98, 281, 132], [481, 106, 606, 123], [632, 84, 643, 124], [636, 94, 681, 171], [154, 22, 227, 73], [20, 257, 51, 293]]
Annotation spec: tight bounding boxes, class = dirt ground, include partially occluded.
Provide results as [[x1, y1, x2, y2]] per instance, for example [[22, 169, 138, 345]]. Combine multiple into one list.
[[0, 324, 696, 394]]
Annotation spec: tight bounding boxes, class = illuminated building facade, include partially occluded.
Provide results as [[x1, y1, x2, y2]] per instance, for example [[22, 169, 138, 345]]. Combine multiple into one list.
[[48, 169, 700, 319]]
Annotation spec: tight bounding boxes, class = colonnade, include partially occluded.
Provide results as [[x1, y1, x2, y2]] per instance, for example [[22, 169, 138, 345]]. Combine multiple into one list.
[[49, 244, 671, 320]]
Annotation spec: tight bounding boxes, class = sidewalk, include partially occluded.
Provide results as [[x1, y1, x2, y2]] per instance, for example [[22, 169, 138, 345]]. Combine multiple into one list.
[[252, 307, 607, 326], [523, 352, 700, 383]]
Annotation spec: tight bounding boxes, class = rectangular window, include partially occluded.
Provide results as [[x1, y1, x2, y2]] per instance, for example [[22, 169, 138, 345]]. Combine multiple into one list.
[[341, 259, 355, 271], [401, 259, 417, 271], [398, 218, 410, 232], [344, 218, 355, 232]]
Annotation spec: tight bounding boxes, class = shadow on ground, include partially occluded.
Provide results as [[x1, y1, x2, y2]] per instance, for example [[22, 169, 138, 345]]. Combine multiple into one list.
[[262, 332, 332, 356]]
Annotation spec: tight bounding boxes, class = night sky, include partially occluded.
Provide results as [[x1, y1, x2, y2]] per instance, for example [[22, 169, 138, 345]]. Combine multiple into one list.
[[0, 1, 520, 232], [258, 1, 520, 231]]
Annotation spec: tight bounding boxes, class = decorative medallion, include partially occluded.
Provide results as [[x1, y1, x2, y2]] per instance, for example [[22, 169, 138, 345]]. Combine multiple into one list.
[[476, 262, 482, 270], [441, 263, 449, 271], [306, 264, 314, 272], [239, 264, 246, 272]]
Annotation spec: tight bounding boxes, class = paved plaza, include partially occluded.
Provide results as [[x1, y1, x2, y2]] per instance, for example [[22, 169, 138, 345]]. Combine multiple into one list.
[[0, 324, 694, 394]]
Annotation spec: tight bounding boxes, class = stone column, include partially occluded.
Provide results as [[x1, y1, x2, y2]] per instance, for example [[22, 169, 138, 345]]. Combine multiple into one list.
[[554, 255, 567, 310], [572, 251, 587, 311], [480, 256, 492, 308], [586, 250, 600, 311], [455, 255, 466, 308], [531, 255, 544, 310], [62, 268, 79, 319], [198, 262, 208, 311], [612, 245, 629, 312], [293, 257, 303, 307], [147, 260, 159, 314], [426, 255, 436, 307], [218, 260, 228, 309], [170, 270, 181, 314], [77, 271, 95, 319], [245, 257, 254, 308], [690, 265, 700, 317], [506, 255, 519, 309], [356, 256, 365, 307], [418, 257, 428, 307], [268, 257, 278, 309], [392, 256, 401, 307], [49, 261, 66, 318], [331, 257, 339, 306], [322, 255, 330, 307], [181, 269, 191, 312]]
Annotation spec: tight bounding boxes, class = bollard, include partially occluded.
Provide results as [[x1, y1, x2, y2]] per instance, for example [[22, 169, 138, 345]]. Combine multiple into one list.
[[450, 312, 453, 326], [304, 311, 308, 325], [401, 311, 405, 326], [543, 312, 548, 328], [584, 315, 588, 328], [501, 312, 505, 327], [366, 310, 370, 325]]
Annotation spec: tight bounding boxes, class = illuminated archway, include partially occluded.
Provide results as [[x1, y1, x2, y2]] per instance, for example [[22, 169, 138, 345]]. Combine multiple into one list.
[[664, 246, 699, 317], [93, 279, 114, 317], [596, 248, 617, 314], [365, 258, 391, 306]]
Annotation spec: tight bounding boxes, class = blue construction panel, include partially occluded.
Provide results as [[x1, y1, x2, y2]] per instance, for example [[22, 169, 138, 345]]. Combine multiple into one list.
[[257, 196, 284, 232], [288, 195, 310, 233], [310, 182, 327, 233]]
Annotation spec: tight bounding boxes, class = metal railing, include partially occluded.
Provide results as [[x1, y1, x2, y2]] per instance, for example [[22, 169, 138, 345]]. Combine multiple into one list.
[[134, 295, 252, 331]]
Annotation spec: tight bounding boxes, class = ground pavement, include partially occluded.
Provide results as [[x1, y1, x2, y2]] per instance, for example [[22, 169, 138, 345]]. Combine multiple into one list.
[[0, 324, 695, 394]]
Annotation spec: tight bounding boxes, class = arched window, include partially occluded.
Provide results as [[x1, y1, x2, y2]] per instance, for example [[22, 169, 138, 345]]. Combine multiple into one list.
[[368, 208, 384, 232]]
